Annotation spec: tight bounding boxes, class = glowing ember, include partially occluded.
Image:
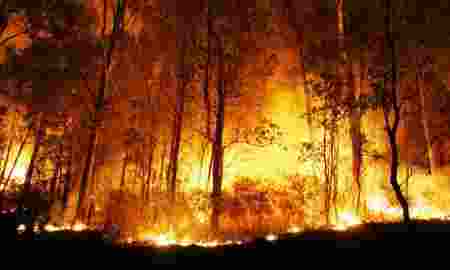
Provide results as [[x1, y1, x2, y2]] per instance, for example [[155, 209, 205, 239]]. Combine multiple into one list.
[[72, 223, 87, 232], [44, 224, 60, 232], [265, 234, 278, 242], [17, 224, 26, 233], [198, 240, 219, 248], [142, 233, 177, 246], [288, 226, 301, 234], [179, 239, 193, 247]]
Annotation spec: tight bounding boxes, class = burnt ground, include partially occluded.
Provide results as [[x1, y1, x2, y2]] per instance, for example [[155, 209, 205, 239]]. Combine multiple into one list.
[[3, 211, 450, 263]]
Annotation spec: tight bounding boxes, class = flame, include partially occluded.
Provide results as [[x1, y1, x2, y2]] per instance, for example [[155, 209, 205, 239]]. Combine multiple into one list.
[[41, 223, 89, 233], [4, 66, 450, 248], [142, 233, 177, 247], [17, 224, 26, 234], [265, 234, 278, 241], [288, 226, 301, 233], [72, 223, 87, 232]]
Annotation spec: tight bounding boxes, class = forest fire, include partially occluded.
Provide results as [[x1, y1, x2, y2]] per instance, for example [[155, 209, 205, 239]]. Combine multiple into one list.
[[2, 0, 450, 251]]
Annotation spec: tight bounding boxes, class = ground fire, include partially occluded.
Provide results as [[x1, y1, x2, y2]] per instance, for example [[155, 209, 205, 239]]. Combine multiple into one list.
[[1, 0, 450, 248]]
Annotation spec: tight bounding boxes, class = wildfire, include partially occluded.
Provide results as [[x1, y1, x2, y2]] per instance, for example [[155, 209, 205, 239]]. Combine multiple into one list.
[[141, 232, 178, 247], [136, 233, 240, 247], [333, 211, 362, 231]]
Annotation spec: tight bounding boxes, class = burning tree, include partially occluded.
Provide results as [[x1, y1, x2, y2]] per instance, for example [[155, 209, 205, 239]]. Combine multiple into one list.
[[3, 0, 450, 245]]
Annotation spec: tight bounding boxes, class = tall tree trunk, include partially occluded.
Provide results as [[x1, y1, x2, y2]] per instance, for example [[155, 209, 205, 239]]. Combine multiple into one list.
[[201, 12, 213, 190], [119, 151, 129, 195], [167, 38, 187, 206], [283, 0, 312, 141], [62, 140, 72, 213], [75, 0, 125, 223], [351, 54, 363, 213], [298, 38, 313, 141], [211, 38, 225, 234], [144, 142, 155, 202], [337, 0, 362, 213], [359, 47, 370, 217], [416, 51, 440, 175], [75, 127, 96, 222], [384, 0, 410, 224], [159, 145, 167, 192]]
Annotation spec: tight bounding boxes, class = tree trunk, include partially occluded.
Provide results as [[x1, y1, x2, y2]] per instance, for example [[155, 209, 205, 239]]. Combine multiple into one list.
[[119, 151, 129, 194], [167, 37, 187, 206], [351, 54, 363, 213], [167, 107, 183, 205], [201, 13, 213, 190], [387, 129, 410, 223], [62, 144, 72, 212], [384, 0, 410, 224], [74, 0, 125, 223], [75, 127, 96, 222], [359, 47, 370, 216], [143, 142, 155, 202], [159, 145, 167, 192], [211, 38, 225, 234], [416, 51, 440, 175], [298, 39, 312, 141]]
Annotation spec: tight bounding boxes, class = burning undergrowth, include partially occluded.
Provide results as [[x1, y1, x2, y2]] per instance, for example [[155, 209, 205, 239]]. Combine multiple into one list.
[[34, 168, 450, 247]]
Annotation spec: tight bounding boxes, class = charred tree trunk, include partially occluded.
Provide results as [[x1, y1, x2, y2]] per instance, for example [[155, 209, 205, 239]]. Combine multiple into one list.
[[75, 127, 96, 222], [384, 0, 410, 224], [167, 106, 183, 205], [167, 36, 187, 206], [120, 152, 129, 194], [211, 38, 225, 234]]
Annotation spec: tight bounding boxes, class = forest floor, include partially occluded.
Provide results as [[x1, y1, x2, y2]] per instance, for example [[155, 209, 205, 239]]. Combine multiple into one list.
[[3, 211, 450, 262]]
